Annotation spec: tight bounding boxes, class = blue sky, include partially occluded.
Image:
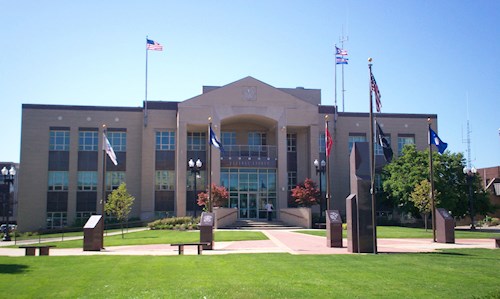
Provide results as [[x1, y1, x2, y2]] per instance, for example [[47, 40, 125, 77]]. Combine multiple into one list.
[[1, 0, 499, 168]]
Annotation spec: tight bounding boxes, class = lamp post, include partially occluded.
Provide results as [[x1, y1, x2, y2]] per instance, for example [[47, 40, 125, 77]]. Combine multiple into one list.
[[1, 166, 16, 241], [314, 159, 326, 218], [463, 166, 477, 230], [188, 159, 202, 217]]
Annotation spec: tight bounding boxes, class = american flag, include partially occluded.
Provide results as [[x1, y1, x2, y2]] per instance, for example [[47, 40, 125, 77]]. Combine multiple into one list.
[[335, 46, 348, 56], [371, 72, 382, 113], [146, 39, 163, 51], [336, 57, 348, 65], [103, 133, 118, 165]]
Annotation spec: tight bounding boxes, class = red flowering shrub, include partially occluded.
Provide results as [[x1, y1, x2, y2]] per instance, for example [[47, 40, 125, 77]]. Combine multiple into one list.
[[197, 184, 229, 210], [291, 178, 320, 207]]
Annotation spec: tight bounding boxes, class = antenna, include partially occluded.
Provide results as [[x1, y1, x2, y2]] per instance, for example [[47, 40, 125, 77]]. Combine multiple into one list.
[[339, 26, 348, 112], [462, 92, 473, 168]]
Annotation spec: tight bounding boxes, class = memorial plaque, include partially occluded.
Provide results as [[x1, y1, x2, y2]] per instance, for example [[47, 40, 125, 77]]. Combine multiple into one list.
[[346, 194, 358, 253], [199, 212, 214, 250], [83, 215, 103, 251], [326, 210, 343, 248], [436, 208, 455, 243]]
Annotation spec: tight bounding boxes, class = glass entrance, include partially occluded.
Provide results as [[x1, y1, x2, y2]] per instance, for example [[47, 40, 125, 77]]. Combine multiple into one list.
[[239, 193, 258, 219]]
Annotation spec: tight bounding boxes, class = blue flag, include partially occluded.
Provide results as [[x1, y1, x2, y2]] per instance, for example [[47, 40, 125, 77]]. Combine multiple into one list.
[[209, 126, 224, 152], [429, 127, 448, 154]]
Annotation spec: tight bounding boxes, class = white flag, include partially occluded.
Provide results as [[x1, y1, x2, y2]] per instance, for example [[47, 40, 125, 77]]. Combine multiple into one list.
[[103, 133, 118, 165]]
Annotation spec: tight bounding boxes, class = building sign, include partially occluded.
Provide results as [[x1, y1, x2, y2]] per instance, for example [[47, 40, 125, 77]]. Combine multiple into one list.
[[221, 159, 276, 168]]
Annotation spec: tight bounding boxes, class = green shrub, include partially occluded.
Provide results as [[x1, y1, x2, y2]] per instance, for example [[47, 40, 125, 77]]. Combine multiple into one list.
[[147, 216, 200, 230]]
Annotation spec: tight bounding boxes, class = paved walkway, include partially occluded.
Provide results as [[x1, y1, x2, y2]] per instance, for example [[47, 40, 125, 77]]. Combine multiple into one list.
[[0, 230, 496, 256]]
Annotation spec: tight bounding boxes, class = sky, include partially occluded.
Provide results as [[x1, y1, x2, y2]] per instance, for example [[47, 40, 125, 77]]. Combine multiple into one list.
[[1, 0, 499, 169]]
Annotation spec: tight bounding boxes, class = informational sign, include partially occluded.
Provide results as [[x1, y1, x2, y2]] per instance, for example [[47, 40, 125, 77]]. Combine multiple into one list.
[[200, 212, 214, 226]]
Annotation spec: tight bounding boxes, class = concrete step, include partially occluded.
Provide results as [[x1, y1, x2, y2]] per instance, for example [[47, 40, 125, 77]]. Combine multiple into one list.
[[223, 220, 302, 230]]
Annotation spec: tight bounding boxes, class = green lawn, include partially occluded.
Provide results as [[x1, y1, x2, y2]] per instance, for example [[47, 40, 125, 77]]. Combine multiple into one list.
[[20, 230, 268, 249], [0, 249, 498, 298], [298, 226, 500, 239]]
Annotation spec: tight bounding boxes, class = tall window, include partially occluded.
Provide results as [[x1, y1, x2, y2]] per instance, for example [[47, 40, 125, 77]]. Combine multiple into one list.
[[319, 133, 326, 153], [107, 132, 127, 152], [79, 131, 98, 151], [348, 134, 367, 154], [156, 130, 175, 150], [106, 172, 126, 191], [187, 132, 206, 151], [221, 132, 236, 147], [287, 133, 297, 152], [78, 171, 98, 191], [287, 171, 297, 190], [48, 171, 69, 191], [46, 212, 67, 229], [398, 135, 415, 155], [50, 130, 70, 151], [248, 132, 266, 151], [155, 170, 176, 191]]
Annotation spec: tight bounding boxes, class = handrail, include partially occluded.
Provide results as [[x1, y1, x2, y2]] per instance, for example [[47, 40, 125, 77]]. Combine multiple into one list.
[[280, 210, 306, 220], [217, 209, 238, 221]]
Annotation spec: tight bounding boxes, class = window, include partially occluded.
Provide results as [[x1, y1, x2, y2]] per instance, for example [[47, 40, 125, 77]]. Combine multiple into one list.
[[107, 132, 127, 152], [375, 173, 382, 192], [156, 130, 175, 150], [319, 133, 326, 153], [75, 212, 95, 223], [348, 134, 367, 154], [187, 132, 206, 151], [48, 171, 69, 191], [287, 133, 297, 152], [375, 136, 391, 156], [288, 171, 297, 191], [187, 170, 206, 191], [106, 171, 126, 191], [50, 130, 70, 151], [78, 171, 97, 191], [46, 212, 67, 229], [79, 131, 98, 151], [248, 132, 266, 151], [398, 135, 415, 155], [221, 132, 236, 147], [155, 170, 176, 191]]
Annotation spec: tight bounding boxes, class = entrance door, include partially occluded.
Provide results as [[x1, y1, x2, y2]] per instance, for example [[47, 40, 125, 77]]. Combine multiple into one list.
[[239, 193, 258, 219]]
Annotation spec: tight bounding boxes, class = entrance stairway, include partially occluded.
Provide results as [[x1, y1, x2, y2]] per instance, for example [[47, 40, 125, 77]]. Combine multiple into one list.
[[224, 219, 302, 230]]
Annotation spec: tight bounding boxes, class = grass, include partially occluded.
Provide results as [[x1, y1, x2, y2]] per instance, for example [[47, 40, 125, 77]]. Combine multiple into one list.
[[0, 249, 498, 298], [18, 230, 268, 249], [298, 226, 500, 239]]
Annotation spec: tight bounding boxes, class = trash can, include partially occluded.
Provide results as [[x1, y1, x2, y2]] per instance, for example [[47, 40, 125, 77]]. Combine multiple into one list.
[[326, 210, 343, 248], [199, 212, 214, 250]]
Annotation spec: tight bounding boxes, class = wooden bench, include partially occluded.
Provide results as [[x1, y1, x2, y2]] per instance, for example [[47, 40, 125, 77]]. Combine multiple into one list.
[[19, 245, 56, 256], [170, 243, 210, 255]]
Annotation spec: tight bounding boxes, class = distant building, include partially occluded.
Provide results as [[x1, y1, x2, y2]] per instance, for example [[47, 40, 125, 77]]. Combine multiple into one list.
[[17, 76, 437, 231], [477, 166, 500, 218]]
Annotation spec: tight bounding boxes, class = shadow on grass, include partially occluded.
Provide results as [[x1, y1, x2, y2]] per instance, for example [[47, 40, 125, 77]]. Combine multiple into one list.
[[0, 264, 29, 274]]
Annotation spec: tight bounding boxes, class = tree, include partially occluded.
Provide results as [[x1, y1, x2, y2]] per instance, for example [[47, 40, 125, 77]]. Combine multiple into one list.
[[105, 183, 135, 238], [291, 178, 321, 207], [383, 144, 494, 220], [409, 179, 440, 231], [197, 184, 229, 211]]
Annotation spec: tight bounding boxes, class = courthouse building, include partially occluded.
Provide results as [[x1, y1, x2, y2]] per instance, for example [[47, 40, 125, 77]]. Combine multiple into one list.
[[17, 76, 437, 231]]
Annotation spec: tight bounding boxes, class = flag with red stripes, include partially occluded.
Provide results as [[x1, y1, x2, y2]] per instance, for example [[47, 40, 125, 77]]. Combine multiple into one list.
[[371, 72, 382, 113], [326, 122, 333, 156]]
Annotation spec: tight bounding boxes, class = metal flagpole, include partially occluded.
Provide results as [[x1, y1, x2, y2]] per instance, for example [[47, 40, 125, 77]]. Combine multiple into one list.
[[368, 58, 377, 254], [208, 117, 213, 212], [101, 124, 107, 247], [325, 116, 331, 211], [428, 118, 437, 242], [334, 44, 337, 116], [340, 33, 348, 112], [144, 36, 149, 127]]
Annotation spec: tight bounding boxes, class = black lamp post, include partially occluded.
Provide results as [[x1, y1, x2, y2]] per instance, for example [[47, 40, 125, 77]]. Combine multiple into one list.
[[188, 159, 202, 217], [314, 159, 326, 218], [463, 166, 477, 230], [1, 166, 16, 241]]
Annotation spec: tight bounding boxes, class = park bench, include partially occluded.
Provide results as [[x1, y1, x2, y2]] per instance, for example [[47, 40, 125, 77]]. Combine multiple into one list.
[[495, 238, 500, 248], [170, 242, 210, 255], [19, 245, 56, 256]]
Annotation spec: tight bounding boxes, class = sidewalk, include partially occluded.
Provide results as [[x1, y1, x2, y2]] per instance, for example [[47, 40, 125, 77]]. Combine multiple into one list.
[[0, 229, 496, 257]]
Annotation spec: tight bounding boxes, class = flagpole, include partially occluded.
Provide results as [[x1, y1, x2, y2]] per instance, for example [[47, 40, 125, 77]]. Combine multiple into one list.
[[428, 118, 437, 242], [334, 44, 337, 116], [208, 117, 213, 213], [325, 116, 331, 211], [101, 124, 107, 247], [144, 36, 149, 127], [368, 58, 377, 254]]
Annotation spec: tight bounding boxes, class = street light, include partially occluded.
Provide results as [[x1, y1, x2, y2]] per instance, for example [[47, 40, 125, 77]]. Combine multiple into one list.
[[314, 159, 326, 219], [1, 166, 16, 241], [188, 159, 202, 217], [463, 166, 477, 230]]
